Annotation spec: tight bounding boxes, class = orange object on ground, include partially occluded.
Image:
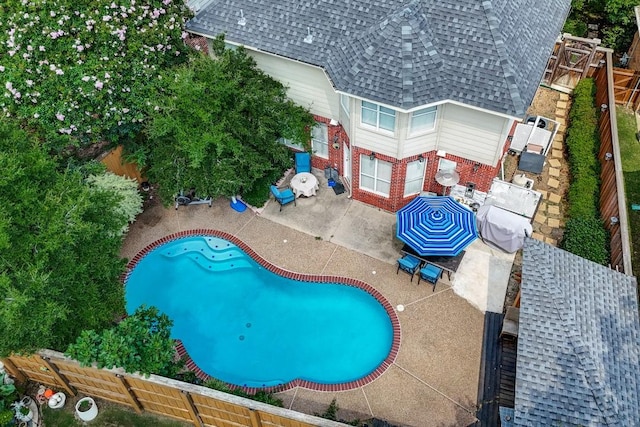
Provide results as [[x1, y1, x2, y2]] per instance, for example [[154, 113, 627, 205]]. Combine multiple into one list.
[[44, 389, 54, 399]]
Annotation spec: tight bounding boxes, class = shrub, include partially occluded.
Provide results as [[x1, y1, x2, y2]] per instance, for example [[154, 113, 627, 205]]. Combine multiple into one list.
[[86, 172, 143, 235], [65, 306, 179, 377], [561, 217, 609, 265], [561, 78, 610, 265]]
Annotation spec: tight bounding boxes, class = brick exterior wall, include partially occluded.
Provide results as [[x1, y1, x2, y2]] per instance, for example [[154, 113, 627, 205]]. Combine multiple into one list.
[[185, 35, 209, 54], [306, 116, 505, 212]]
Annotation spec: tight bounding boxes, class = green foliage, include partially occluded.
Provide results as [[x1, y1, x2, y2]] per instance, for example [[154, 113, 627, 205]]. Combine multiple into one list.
[[66, 306, 179, 377], [0, 0, 192, 151], [561, 79, 610, 265], [315, 397, 339, 421], [0, 120, 126, 356], [141, 36, 315, 207], [202, 378, 284, 407], [561, 217, 610, 264], [86, 172, 143, 235], [565, 0, 640, 52], [0, 374, 17, 427], [616, 107, 640, 277]]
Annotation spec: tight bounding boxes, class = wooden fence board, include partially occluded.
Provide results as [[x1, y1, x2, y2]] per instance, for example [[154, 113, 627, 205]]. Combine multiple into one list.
[[99, 145, 145, 183]]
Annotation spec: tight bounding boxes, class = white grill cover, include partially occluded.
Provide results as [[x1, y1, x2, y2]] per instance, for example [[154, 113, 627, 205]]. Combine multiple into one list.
[[476, 205, 533, 253]]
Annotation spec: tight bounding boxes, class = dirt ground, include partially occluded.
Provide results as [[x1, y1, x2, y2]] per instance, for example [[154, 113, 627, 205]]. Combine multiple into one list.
[[503, 87, 569, 309]]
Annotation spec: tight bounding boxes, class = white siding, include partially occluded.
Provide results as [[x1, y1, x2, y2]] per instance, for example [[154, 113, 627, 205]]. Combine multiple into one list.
[[437, 104, 510, 166], [351, 100, 399, 157], [402, 109, 438, 157], [246, 50, 339, 120]]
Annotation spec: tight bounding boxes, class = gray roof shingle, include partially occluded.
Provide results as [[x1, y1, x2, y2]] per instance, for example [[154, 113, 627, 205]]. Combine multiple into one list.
[[186, 0, 570, 116], [517, 238, 640, 426]]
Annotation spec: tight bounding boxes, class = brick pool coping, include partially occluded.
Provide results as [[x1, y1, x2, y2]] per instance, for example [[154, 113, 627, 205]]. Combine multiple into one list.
[[123, 229, 401, 393]]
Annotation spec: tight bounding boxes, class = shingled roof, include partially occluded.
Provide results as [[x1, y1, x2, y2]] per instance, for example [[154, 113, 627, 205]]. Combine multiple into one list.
[[517, 238, 640, 425], [186, 0, 570, 117]]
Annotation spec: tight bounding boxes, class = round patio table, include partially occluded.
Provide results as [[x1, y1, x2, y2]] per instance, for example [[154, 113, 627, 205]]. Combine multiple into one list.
[[290, 172, 319, 198]]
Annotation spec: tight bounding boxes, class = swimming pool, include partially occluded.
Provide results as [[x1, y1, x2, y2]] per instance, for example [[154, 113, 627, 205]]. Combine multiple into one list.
[[125, 230, 400, 391]]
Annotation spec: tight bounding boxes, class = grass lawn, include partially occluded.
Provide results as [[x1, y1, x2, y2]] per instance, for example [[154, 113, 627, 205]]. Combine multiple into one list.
[[616, 106, 640, 277], [41, 405, 192, 427]]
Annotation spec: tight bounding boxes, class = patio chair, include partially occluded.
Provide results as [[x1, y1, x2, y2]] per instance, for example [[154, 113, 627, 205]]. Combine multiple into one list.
[[270, 185, 296, 211], [396, 254, 421, 282], [500, 306, 520, 340], [417, 263, 443, 290], [295, 152, 311, 174]]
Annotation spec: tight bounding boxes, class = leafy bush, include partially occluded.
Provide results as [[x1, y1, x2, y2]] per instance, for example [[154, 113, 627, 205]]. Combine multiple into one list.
[[561, 78, 610, 265], [0, 0, 192, 151], [66, 306, 180, 377], [86, 172, 143, 235], [561, 217, 609, 265]]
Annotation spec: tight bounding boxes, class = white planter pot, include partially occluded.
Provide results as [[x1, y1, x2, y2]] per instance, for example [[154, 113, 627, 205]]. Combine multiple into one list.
[[75, 397, 98, 421]]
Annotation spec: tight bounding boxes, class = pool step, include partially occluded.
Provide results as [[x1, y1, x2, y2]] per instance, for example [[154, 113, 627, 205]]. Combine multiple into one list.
[[161, 238, 253, 271]]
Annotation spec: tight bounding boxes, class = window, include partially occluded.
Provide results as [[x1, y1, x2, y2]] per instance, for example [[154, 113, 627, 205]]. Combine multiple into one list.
[[311, 122, 328, 158], [410, 106, 437, 134], [278, 137, 304, 150], [404, 159, 426, 196], [361, 101, 395, 132], [340, 94, 350, 116], [438, 158, 457, 172], [360, 155, 392, 196]]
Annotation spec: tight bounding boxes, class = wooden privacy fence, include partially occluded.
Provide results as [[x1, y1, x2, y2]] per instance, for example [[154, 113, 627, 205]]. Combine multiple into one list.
[[610, 67, 640, 111], [594, 51, 633, 274], [2, 350, 346, 427], [99, 145, 145, 183]]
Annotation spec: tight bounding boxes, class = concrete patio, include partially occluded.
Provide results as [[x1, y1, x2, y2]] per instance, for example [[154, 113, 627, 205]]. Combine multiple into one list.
[[121, 174, 510, 426]]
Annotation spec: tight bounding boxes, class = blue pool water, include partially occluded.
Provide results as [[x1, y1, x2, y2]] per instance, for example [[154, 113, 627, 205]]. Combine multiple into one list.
[[125, 236, 394, 388]]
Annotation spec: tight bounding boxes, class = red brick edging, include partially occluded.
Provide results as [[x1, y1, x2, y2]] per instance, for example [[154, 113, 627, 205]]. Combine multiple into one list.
[[123, 229, 401, 393]]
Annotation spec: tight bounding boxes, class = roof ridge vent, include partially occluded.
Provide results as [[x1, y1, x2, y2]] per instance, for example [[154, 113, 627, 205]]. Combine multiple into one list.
[[238, 9, 246, 26], [304, 27, 313, 44]]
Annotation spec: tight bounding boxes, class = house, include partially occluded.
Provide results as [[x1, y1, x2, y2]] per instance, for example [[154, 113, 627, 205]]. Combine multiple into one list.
[[186, 0, 571, 211], [509, 238, 640, 425]]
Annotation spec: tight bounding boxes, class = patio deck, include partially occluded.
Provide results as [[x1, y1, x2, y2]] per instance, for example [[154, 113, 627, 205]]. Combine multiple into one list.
[[122, 190, 487, 426]]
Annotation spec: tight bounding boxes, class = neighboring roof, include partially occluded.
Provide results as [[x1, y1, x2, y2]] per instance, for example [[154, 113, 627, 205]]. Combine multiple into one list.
[[186, 0, 570, 117], [516, 238, 640, 426]]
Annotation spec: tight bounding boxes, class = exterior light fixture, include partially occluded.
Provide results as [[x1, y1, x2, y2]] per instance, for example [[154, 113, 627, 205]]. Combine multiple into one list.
[[332, 135, 340, 150], [418, 154, 424, 163], [473, 162, 481, 172], [370, 152, 376, 161], [610, 216, 619, 225], [600, 103, 608, 112], [605, 152, 613, 161]]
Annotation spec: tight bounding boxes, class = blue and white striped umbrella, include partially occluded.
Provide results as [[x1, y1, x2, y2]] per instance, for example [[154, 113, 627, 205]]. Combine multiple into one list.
[[396, 196, 478, 257]]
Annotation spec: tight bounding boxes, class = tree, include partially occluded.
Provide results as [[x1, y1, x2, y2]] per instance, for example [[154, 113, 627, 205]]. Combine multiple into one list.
[[65, 305, 179, 377], [140, 37, 315, 207], [0, 0, 192, 152], [0, 120, 127, 356]]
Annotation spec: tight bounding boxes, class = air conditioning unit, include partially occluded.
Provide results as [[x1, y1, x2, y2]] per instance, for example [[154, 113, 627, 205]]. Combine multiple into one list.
[[524, 115, 548, 129]]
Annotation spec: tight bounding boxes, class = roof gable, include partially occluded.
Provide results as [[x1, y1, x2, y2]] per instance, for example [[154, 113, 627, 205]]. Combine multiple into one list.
[[186, 0, 570, 116], [516, 239, 640, 425]]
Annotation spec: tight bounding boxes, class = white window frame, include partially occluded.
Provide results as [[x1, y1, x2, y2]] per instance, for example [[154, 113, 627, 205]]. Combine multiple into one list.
[[359, 154, 392, 196], [340, 94, 350, 116], [438, 158, 457, 172], [278, 137, 304, 150], [361, 101, 395, 132], [404, 159, 426, 196], [409, 106, 437, 135], [311, 122, 328, 158]]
